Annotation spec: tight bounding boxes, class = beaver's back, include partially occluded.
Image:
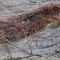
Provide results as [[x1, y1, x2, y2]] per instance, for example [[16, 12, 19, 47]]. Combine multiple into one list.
[[0, 2, 60, 43]]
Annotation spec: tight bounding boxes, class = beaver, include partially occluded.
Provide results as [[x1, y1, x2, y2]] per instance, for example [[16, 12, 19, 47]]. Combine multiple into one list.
[[0, 2, 60, 43]]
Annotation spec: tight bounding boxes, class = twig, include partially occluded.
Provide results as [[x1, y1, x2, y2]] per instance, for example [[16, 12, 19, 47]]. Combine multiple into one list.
[[20, 25, 33, 54], [0, 3, 11, 14], [0, 34, 31, 55]]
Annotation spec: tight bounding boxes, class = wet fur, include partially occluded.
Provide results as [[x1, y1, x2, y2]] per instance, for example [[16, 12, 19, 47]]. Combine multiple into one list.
[[0, 2, 60, 43]]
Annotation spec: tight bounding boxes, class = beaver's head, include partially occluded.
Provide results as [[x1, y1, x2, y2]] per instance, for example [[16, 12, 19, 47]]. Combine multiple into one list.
[[42, 2, 60, 22]]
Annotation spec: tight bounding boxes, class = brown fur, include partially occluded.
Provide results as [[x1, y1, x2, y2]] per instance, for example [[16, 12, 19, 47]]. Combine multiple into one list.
[[0, 2, 60, 43]]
